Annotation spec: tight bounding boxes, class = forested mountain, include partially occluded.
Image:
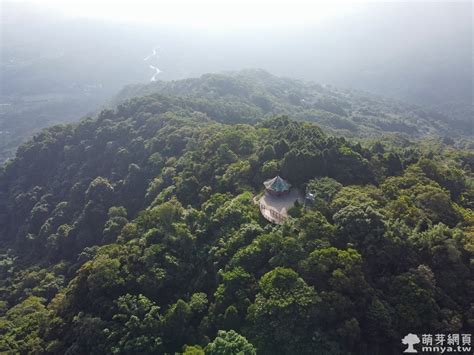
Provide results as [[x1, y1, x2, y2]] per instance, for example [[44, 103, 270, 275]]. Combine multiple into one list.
[[0, 93, 104, 163], [115, 70, 473, 141], [1, 66, 472, 164], [0, 84, 472, 354]]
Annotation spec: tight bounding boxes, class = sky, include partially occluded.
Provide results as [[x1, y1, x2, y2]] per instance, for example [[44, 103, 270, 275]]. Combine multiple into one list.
[[5, 0, 467, 28], [3, 0, 359, 28]]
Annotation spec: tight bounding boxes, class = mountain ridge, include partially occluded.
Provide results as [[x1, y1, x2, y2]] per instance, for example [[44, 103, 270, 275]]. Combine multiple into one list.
[[112, 69, 472, 141]]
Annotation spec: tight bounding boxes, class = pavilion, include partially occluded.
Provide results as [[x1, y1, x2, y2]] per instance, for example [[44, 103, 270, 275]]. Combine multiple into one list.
[[263, 175, 291, 196], [259, 176, 303, 224]]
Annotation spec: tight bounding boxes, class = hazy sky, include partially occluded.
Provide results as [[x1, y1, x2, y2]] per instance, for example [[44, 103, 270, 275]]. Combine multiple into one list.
[[6, 0, 363, 28], [6, 0, 467, 28], [1, 0, 472, 106]]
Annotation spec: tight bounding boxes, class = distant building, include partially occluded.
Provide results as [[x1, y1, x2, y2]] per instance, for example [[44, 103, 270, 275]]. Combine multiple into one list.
[[263, 175, 291, 196]]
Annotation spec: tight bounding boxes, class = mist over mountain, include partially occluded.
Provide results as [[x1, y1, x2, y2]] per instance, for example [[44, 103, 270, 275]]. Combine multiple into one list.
[[3, 2, 472, 103], [1, 0, 473, 161]]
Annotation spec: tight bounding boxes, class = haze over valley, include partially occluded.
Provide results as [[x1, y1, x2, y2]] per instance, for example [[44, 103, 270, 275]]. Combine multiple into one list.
[[1, 1, 472, 161]]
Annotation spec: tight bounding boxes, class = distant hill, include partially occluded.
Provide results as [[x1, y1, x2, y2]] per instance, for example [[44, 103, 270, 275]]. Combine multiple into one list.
[[114, 69, 473, 141], [1, 69, 471, 164]]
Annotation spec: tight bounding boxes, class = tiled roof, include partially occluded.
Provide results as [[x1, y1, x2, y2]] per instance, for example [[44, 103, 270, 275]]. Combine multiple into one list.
[[263, 175, 291, 192]]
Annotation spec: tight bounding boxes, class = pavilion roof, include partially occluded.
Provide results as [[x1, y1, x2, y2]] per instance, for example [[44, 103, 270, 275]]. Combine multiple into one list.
[[263, 175, 291, 192]]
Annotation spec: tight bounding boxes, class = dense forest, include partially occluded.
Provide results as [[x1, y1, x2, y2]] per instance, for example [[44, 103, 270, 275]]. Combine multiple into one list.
[[0, 72, 473, 354], [2, 69, 472, 164], [0, 93, 103, 163], [115, 70, 473, 141]]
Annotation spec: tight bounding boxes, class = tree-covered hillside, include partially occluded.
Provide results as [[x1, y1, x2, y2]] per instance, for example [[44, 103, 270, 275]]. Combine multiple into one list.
[[0, 90, 472, 354], [2, 69, 472, 164], [115, 70, 473, 141], [0, 93, 103, 163]]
